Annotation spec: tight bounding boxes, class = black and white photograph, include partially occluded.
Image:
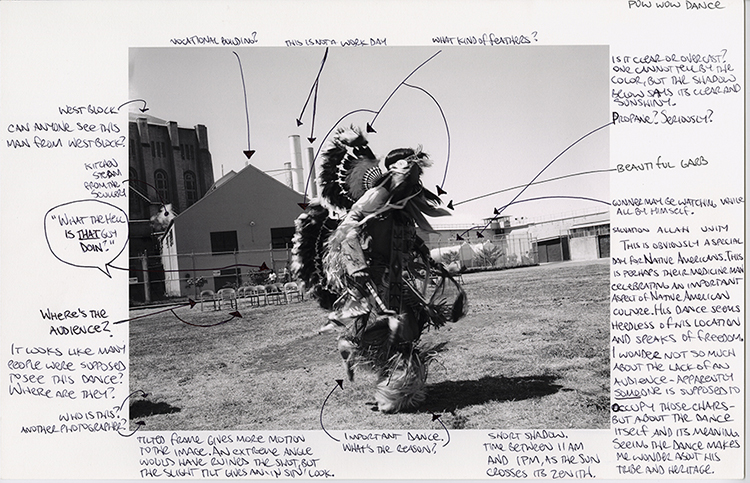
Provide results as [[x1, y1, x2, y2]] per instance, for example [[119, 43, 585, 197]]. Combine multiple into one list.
[[126, 46, 611, 431], [1, 0, 746, 480]]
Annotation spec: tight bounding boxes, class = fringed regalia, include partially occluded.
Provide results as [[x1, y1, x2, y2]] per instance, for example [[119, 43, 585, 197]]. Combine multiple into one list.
[[292, 127, 467, 413]]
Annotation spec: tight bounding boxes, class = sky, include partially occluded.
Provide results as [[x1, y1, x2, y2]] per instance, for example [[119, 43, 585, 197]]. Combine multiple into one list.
[[129, 46, 609, 226]]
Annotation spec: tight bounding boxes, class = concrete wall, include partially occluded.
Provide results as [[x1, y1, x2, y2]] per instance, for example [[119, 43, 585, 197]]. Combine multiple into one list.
[[569, 236, 600, 261]]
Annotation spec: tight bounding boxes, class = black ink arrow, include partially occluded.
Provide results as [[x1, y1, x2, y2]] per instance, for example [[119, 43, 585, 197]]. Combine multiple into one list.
[[403, 82, 451, 193], [113, 299, 196, 325], [320, 379, 344, 442], [495, 195, 611, 210], [117, 389, 149, 412], [465, 196, 612, 239], [458, 119, 615, 238], [452, 168, 616, 209], [109, 261, 270, 275], [296, 48, 329, 130], [307, 77, 319, 143], [233, 51, 255, 159], [117, 99, 149, 113], [169, 309, 242, 328], [118, 421, 145, 437], [491, 120, 614, 220], [431, 413, 450, 447], [368, 50, 441, 132]]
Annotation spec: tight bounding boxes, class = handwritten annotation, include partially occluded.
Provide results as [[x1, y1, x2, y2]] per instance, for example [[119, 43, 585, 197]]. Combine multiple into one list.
[[44, 200, 129, 277], [169, 33, 258, 46], [627, 0, 724, 9], [285, 38, 386, 47], [481, 430, 600, 479], [609, 192, 743, 476], [611, 50, 740, 125], [8, 341, 126, 405], [431, 32, 538, 46], [136, 432, 333, 479]]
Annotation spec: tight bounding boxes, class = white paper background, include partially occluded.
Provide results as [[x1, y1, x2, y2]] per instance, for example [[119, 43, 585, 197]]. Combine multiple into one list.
[[0, 0, 745, 481]]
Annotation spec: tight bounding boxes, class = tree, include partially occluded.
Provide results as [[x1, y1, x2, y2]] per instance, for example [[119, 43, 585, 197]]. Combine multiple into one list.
[[474, 242, 502, 268]]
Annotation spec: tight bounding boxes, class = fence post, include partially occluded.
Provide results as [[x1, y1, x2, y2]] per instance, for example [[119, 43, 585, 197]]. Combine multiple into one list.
[[234, 249, 240, 287], [191, 252, 196, 298], [141, 251, 151, 303]]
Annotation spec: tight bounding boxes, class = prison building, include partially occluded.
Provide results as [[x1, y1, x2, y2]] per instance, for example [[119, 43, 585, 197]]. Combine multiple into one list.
[[128, 113, 214, 218], [128, 114, 215, 303], [495, 211, 610, 263], [423, 211, 609, 270]]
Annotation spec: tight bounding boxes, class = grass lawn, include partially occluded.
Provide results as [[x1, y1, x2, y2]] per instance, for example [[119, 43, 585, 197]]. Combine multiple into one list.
[[129, 259, 610, 431]]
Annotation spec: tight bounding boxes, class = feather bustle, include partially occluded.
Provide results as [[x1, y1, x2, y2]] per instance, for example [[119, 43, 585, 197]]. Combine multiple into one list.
[[291, 202, 341, 309]]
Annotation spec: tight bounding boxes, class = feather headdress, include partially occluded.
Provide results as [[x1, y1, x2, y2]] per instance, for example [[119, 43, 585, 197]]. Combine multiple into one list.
[[376, 147, 452, 232], [318, 126, 383, 211]]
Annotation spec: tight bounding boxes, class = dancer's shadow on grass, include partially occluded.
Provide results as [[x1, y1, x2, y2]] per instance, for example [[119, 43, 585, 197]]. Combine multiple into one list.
[[130, 399, 181, 419], [418, 375, 562, 413]]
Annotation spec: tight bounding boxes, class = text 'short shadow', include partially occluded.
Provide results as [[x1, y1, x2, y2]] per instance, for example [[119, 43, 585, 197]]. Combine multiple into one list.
[[418, 375, 562, 413], [130, 399, 182, 419]]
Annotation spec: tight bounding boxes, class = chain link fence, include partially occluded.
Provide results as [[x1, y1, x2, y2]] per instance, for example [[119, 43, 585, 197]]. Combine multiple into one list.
[[129, 247, 293, 305], [427, 233, 538, 271], [130, 233, 539, 305]]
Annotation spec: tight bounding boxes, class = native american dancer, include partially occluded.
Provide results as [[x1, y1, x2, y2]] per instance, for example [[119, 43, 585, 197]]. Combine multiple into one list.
[[291, 127, 467, 413]]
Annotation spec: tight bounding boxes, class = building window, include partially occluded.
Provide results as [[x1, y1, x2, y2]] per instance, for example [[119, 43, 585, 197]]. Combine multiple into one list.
[[184, 171, 197, 207], [152, 141, 167, 158], [270, 227, 296, 249], [154, 169, 170, 202], [210, 231, 238, 255], [129, 168, 141, 216]]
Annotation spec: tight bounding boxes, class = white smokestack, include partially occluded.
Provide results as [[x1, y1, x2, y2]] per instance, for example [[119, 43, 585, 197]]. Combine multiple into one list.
[[283, 161, 293, 188], [288, 135, 304, 193], [304, 146, 318, 198]]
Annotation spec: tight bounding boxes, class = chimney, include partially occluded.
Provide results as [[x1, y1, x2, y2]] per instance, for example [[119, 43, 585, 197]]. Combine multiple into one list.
[[284, 161, 293, 189], [304, 147, 318, 198], [288, 135, 304, 193]]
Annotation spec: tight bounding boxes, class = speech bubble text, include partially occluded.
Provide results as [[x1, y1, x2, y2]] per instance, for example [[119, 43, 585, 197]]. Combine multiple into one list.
[[44, 200, 128, 277]]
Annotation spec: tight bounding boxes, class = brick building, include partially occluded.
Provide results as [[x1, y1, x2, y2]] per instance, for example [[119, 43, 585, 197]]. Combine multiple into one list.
[[128, 113, 215, 303]]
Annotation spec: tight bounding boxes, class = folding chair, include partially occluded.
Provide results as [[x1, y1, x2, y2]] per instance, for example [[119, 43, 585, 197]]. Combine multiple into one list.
[[284, 281, 302, 303], [216, 288, 237, 310], [199, 290, 217, 311]]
